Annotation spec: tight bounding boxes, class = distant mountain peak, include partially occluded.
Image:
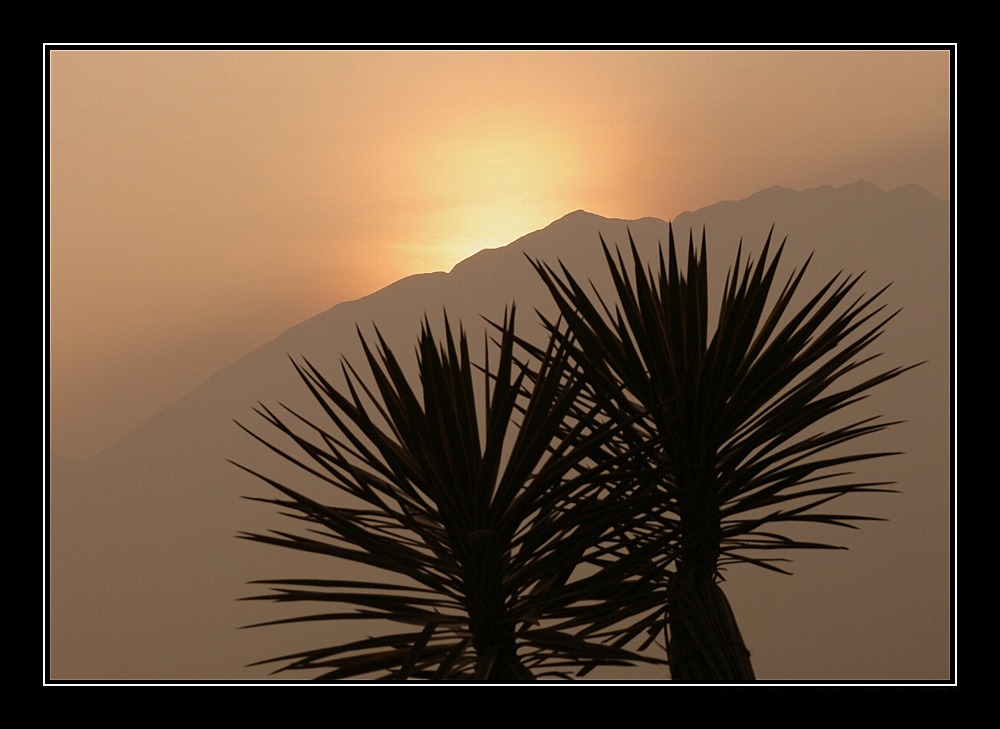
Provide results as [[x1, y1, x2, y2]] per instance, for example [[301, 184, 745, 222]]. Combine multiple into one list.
[[552, 209, 606, 224]]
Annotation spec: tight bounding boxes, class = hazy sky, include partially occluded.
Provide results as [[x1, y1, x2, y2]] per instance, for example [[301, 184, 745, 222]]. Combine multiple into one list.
[[47, 48, 951, 459]]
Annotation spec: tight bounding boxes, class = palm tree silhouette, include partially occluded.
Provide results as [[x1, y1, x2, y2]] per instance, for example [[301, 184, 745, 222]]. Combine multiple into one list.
[[236, 308, 669, 680], [528, 224, 915, 681]]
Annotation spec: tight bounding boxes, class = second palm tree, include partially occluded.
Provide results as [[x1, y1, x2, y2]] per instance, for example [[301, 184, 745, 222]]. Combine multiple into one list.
[[530, 225, 915, 681]]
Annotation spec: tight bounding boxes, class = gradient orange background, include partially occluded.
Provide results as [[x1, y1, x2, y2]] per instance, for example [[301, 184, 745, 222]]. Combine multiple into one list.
[[49, 48, 950, 462]]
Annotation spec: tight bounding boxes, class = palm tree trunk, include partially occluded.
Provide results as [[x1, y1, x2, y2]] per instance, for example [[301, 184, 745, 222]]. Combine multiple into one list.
[[470, 616, 534, 681], [665, 568, 755, 682], [467, 549, 535, 682], [473, 638, 534, 682], [662, 463, 755, 682]]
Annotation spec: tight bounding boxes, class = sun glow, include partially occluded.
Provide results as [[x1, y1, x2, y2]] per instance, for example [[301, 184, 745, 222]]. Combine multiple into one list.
[[400, 120, 587, 273]]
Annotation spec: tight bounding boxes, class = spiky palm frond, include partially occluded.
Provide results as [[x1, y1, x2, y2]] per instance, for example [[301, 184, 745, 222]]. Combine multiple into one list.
[[529, 224, 917, 680], [235, 308, 670, 681]]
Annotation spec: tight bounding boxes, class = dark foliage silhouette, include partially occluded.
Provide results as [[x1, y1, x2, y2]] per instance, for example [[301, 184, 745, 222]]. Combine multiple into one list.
[[236, 308, 670, 680], [527, 224, 915, 681]]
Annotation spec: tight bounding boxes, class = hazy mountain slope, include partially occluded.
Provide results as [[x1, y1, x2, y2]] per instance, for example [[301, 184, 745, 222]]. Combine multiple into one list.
[[49, 181, 951, 680]]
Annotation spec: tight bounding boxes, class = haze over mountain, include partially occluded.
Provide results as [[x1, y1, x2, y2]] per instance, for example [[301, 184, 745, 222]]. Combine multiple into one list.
[[49, 181, 951, 680]]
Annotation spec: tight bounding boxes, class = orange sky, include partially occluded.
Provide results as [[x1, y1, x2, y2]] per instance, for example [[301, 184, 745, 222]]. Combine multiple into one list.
[[47, 48, 951, 459]]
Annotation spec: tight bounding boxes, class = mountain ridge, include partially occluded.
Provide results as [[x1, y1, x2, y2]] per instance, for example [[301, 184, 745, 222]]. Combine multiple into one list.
[[84, 180, 944, 465]]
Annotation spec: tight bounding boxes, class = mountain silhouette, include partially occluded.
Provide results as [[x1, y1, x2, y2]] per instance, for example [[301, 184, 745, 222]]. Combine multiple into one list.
[[49, 181, 950, 680]]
